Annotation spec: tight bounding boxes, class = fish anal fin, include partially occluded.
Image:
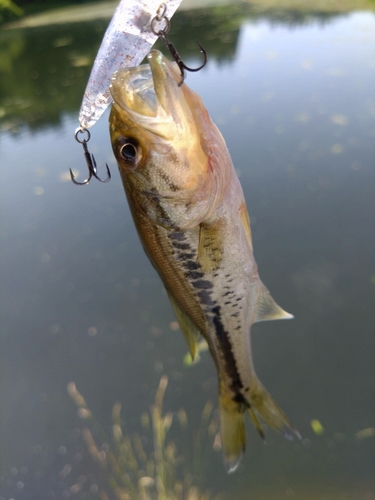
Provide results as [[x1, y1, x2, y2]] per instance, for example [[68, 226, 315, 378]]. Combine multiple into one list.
[[255, 282, 294, 323], [219, 385, 245, 473], [167, 291, 200, 361], [197, 222, 223, 273], [249, 378, 300, 440]]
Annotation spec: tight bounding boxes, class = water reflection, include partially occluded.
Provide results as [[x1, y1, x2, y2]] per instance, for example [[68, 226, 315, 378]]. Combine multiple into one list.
[[0, 22, 106, 132], [0, 3, 359, 133], [1, 4, 375, 500]]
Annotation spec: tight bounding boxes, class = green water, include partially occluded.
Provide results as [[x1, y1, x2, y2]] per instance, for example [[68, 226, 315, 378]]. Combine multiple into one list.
[[1, 4, 374, 499]]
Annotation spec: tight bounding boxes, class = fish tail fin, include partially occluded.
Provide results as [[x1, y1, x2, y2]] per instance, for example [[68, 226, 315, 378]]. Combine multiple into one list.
[[248, 377, 300, 440], [218, 386, 246, 473]]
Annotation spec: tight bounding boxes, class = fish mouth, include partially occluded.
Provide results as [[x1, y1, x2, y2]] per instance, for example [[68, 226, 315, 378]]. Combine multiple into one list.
[[109, 50, 181, 125]]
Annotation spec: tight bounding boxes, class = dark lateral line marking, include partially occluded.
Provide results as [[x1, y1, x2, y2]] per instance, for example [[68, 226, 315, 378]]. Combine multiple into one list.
[[197, 289, 215, 306], [169, 231, 186, 241], [178, 253, 195, 261], [211, 305, 245, 401], [183, 259, 200, 270], [167, 229, 246, 405], [192, 279, 214, 290], [233, 392, 248, 405], [189, 271, 204, 280], [173, 242, 190, 250]]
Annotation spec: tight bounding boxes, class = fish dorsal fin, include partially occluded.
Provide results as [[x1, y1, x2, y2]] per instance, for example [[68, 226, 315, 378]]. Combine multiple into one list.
[[167, 291, 201, 360], [255, 282, 294, 323], [197, 222, 223, 273]]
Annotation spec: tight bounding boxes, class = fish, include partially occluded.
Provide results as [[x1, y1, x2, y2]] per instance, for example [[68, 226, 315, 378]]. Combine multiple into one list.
[[109, 49, 299, 472]]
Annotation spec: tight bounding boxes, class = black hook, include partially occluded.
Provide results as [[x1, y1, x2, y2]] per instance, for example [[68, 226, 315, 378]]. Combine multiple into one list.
[[151, 3, 207, 87], [71, 128, 111, 185], [160, 33, 207, 87]]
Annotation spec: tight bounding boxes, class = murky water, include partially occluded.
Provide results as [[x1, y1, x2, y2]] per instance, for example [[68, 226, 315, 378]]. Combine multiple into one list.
[[1, 4, 374, 499]]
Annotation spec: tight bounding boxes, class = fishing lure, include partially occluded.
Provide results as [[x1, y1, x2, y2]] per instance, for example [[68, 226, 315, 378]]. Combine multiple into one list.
[[72, 0, 184, 185], [79, 0, 182, 129]]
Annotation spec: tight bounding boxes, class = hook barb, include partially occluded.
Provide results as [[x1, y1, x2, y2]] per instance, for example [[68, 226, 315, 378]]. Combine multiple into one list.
[[176, 41, 207, 86], [162, 36, 207, 87], [69, 167, 91, 185], [180, 41, 207, 72], [92, 156, 111, 183]]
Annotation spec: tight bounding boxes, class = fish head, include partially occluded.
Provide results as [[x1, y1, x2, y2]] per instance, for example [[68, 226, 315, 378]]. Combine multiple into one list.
[[109, 50, 227, 229]]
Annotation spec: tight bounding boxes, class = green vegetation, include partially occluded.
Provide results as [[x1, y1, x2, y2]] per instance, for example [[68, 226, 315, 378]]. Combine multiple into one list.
[[2, 0, 375, 27], [0, 6, 241, 134], [1, 2, 374, 134], [68, 376, 222, 500], [0, 0, 101, 23], [0, 21, 107, 133], [0, 0, 23, 23]]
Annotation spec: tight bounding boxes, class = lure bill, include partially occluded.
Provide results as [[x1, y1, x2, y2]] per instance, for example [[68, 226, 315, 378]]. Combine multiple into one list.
[[78, 0, 182, 129], [109, 51, 299, 471]]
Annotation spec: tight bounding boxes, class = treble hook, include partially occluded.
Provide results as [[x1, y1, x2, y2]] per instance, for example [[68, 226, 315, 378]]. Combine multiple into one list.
[[151, 3, 207, 87], [70, 127, 111, 185]]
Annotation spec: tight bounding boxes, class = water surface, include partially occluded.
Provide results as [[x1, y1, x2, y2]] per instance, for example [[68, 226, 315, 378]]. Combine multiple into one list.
[[1, 5, 374, 499]]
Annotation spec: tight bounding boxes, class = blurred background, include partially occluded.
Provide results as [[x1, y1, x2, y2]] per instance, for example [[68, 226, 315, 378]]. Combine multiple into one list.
[[1, 0, 374, 498]]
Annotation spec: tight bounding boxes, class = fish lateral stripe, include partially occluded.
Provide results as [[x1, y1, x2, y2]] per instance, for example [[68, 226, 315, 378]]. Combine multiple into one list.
[[192, 279, 214, 290], [197, 289, 215, 307], [211, 305, 244, 398]]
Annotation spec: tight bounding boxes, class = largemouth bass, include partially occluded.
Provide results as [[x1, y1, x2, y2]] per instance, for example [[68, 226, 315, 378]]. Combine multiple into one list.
[[109, 50, 299, 472]]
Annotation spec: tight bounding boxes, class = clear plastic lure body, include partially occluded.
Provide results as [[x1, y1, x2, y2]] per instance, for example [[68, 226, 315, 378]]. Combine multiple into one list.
[[78, 0, 182, 129]]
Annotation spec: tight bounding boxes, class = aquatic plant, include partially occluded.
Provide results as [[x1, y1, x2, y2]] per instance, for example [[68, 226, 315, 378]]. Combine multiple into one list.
[[68, 376, 221, 500]]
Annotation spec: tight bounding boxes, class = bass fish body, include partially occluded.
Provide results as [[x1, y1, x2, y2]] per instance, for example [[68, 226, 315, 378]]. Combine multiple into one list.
[[109, 50, 298, 471]]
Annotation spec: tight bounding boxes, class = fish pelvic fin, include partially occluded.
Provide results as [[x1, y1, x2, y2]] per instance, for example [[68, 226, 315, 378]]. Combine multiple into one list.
[[219, 385, 246, 473], [167, 291, 200, 361], [255, 282, 294, 323], [248, 377, 300, 440]]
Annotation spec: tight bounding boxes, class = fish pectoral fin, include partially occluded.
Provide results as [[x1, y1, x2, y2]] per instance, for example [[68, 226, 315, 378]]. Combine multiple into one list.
[[219, 386, 246, 473], [197, 222, 223, 273], [255, 282, 294, 323], [248, 377, 300, 440], [167, 291, 200, 361]]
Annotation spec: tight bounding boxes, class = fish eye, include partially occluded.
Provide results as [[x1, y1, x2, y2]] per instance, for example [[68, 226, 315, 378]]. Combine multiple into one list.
[[117, 138, 141, 168], [120, 142, 137, 162]]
